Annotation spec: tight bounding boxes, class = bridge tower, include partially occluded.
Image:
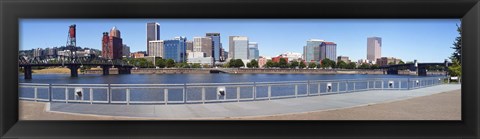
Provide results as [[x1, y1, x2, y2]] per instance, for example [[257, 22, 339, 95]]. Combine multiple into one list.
[[66, 24, 78, 61]]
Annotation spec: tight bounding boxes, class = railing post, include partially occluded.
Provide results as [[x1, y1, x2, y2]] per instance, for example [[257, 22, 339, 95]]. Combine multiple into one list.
[[237, 86, 240, 102], [307, 80, 310, 96], [126, 88, 130, 105], [337, 82, 340, 93], [164, 88, 168, 105], [49, 84, 52, 102], [381, 81, 384, 90], [183, 83, 187, 103], [90, 88, 93, 104], [253, 82, 256, 100], [295, 84, 298, 98], [399, 80, 402, 90], [108, 84, 111, 104], [407, 78, 410, 90], [65, 87, 68, 103], [268, 85, 271, 100], [353, 82, 356, 92], [367, 81, 369, 90], [373, 81, 376, 89], [346, 81, 349, 93], [317, 83, 320, 94], [202, 87, 205, 104], [34, 87, 38, 102]]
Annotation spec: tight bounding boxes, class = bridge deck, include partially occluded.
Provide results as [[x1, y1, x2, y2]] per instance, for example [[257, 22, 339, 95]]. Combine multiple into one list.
[[47, 84, 460, 119]]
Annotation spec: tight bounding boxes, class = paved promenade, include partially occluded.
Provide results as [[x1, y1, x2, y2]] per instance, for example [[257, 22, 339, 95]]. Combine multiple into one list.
[[44, 84, 460, 119]]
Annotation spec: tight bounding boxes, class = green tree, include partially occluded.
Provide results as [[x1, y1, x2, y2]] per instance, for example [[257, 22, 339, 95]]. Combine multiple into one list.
[[246, 62, 252, 68], [248, 59, 259, 68], [290, 61, 299, 69], [235, 59, 245, 68], [308, 62, 317, 69], [449, 23, 462, 77], [398, 60, 405, 64], [346, 62, 357, 69], [166, 59, 175, 68], [265, 60, 275, 68], [299, 61, 306, 69], [337, 61, 347, 69], [320, 58, 335, 69], [278, 58, 288, 68], [228, 59, 236, 68], [448, 59, 461, 77], [359, 63, 370, 69], [370, 64, 379, 69], [155, 58, 166, 68], [451, 23, 462, 64]]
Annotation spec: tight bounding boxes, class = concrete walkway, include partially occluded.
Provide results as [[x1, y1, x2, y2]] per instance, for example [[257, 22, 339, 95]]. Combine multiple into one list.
[[47, 84, 461, 119]]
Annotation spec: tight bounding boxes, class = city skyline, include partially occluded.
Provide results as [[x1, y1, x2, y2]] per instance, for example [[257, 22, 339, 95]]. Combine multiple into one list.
[[20, 19, 460, 62]]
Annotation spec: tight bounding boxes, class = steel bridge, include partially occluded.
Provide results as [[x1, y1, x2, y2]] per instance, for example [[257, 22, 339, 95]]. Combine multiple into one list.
[[19, 56, 133, 79], [379, 60, 451, 76]]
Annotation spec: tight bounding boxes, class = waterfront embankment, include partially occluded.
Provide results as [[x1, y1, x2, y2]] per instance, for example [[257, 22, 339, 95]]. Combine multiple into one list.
[[22, 68, 446, 75], [83, 68, 445, 75]]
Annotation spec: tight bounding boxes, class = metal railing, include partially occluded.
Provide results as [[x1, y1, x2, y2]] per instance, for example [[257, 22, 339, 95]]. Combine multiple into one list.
[[19, 77, 447, 105]]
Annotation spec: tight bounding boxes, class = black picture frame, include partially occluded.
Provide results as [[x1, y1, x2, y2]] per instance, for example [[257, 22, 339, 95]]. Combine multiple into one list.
[[1, 0, 479, 138]]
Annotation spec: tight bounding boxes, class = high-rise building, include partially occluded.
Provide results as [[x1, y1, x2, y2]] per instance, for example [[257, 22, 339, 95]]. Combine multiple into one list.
[[122, 44, 130, 58], [303, 39, 324, 62], [320, 42, 337, 62], [193, 37, 213, 57], [206, 33, 221, 61], [229, 36, 249, 60], [337, 56, 351, 63], [219, 47, 225, 61], [148, 40, 164, 58], [248, 42, 259, 60], [110, 26, 121, 38], [101, 27, 123, 60], [367, 37, 382, 62], [146, 22, 160, 55], [186, 41, 194, 52], [163, 36, 186, 62], [33, 48, 44, 58]]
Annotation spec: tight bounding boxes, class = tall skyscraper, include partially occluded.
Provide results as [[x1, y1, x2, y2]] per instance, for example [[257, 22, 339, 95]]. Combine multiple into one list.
[[148, 40, 164, 58], [122, 44, 130, 58], [193, 37, 213, 57], [186, 41, 194, 52], [101, 27, 123, 60], [248, 42, 259, 60], [110, 26, 121, 38], [367, 37, 382, 62], [229, 36, 249, 60], [146, 22, 160, 55], [163, 36, 187, 62], [320, 42, 337, 62], [206, 33, 221, 61], [303, 39, 324, 62]]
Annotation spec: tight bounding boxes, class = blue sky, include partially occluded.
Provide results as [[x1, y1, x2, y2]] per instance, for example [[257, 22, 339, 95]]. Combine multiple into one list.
[[20, 19, 460, 62]]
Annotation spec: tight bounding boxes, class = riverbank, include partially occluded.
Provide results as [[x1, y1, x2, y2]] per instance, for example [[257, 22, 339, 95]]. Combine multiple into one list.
[[19, 86, 460, 120], [21, 68, 445, 75], [20, 67, 102, 74]]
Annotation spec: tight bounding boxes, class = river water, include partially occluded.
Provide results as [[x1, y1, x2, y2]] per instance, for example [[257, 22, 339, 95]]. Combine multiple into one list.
[[19, 73, 435, 84]]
